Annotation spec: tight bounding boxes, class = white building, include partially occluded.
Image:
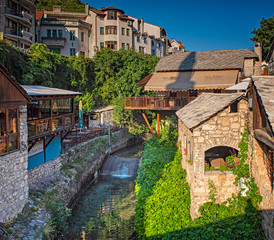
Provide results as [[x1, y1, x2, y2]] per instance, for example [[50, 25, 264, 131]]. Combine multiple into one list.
[[0, 0, 35, 49], [37, 4, 167, 58], [168, 38, 185, 53]]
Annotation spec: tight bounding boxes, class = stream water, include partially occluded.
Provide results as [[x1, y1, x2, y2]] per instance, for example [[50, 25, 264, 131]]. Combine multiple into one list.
[[64, 145, 143, 240]]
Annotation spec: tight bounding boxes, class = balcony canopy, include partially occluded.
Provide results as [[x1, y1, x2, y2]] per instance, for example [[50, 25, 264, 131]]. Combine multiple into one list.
[[143, 70, 239, 92]]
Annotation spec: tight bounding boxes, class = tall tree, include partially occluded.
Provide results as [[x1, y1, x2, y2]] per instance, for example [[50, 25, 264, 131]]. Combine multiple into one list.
[[251, 17, 274, 60]]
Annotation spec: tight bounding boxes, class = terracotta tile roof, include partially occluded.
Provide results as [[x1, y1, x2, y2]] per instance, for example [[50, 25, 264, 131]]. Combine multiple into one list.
[[155, 49, 258, 72], [90, 8, 105, 15], [177, 41, 185, 49], [176, 93, 244, 129], [119, 14, 134, 21], [252, 76, 274, 132], [36, 11, 44, 20], [133, 30, 140, 34]]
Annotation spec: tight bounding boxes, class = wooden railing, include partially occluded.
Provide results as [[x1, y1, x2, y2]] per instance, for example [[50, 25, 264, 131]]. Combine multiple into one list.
[[124, 96, 195, 110]]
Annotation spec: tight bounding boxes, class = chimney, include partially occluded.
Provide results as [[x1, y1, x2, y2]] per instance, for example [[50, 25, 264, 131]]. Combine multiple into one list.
[[53, 5, 61, 12], [254, 42, 262, 62], [141, 18, 144, 34], [85, 3, 89, 14]]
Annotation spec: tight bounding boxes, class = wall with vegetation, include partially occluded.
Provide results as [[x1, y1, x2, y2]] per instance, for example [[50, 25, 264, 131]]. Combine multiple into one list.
[[136, 124, 265, 239]]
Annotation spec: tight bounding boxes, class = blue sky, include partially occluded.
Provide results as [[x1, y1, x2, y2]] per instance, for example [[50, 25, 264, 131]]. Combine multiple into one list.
[[85, 0, 273, 52]]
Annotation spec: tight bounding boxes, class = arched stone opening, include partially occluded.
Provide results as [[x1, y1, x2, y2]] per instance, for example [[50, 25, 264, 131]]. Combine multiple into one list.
[[205, 146, 238, 170]]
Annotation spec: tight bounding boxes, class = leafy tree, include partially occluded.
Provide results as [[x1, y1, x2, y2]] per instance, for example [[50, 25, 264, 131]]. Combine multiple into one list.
[[35, 0, 85, 12], [251, 16, 274, 59]]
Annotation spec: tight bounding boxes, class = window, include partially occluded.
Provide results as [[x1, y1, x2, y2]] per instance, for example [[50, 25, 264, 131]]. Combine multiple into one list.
[[151, 40, 154, 46], [144, 37, 147, 44], [100, 27, 104, 35], [52, 99, 73, 116], [105, 26, 117, 35], [214, 89, 222, 93], [50, 48, 61, 54], [52, 29, 57, 38], [230, 102, 238, 113], [137, 35, 140, 42], [81, 32, 84, 42], [152, 49, 156, 56], [0, 108, 19, 155], [70, 48, 76, 56], [105, 41, 117, 50], [107, 11, 117, 20], [47, 29, 51, 37], [139, 46, 145, 53], [70, 30, 75, 41], [157, 42, 161, 48], [58, 30, 63, 38], [122, 43, 125, 48], [126, 28, 130, 36], [121, 27, 125, 35], [80, 51, 85, 56], [100, 42, 104, 49]]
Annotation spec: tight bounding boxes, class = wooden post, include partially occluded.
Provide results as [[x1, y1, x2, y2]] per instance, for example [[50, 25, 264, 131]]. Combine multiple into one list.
[[142, 113, 155, 137], [157, 113, 160, 136]]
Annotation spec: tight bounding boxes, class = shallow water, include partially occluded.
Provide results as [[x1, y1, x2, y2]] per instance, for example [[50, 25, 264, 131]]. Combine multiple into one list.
[[64, 145, 143, 240]]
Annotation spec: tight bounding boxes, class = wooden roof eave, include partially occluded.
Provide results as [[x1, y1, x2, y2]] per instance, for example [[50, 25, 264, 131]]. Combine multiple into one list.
[[0, 65, 31, 102]]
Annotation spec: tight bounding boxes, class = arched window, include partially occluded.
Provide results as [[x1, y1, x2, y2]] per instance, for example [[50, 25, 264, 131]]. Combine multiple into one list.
[[205, 146, 238, 171]]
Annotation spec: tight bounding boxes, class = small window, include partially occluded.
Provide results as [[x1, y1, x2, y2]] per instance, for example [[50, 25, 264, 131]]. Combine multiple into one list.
[[52, 29, 57, 38], [100, 42, 104, 49], [137, 36, 140, 42], [47, 29, 51, 37], [121, 27, 125, 35], [122, 43, 125, 48], [100, 27, 104, 35], [70, 30, 75, 41], [144, 37, 147, 44], [81, 32, 84, 42], [80, 51, 85, 57], [126, 28, 130, 36], [151, 40, 154, 46], [230, 102, 238, 113], [58, 30, 63, 38], [70, 48, 76, 56]]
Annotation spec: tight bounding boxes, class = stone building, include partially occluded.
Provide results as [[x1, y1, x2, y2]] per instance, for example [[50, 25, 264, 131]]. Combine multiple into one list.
[[176, 93, 249, 218], [248, 76, 274, 239], [0, 0, 35, 49], [37, 4, 167, 58], [0, 64, 30, 223]]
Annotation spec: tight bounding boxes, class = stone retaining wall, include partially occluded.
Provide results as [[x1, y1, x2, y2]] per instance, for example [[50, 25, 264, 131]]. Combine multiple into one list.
[[0, 106, 29, 223]]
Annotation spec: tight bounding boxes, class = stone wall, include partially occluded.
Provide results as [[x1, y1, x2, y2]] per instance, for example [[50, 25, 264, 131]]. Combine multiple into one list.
[[244, 58, 255, 77], [179, 99, 249, 218], [251, 137, 274, 239], [28, 129, 130, 194], [0, 106, 29, 223]]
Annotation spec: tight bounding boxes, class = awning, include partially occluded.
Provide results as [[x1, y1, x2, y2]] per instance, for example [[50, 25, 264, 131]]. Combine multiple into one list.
[[144, 70, 239, 91], [225, 78, 250, 90], [254, 128, 274, 149]]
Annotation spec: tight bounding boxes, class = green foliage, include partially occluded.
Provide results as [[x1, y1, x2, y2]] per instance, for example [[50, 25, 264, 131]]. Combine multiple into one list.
[[143, 151, 191, 237], [251, 16, 274, 59], [208, 180, 217, 203], [135, 125, 178, 238], [35, 0, 85, 12]]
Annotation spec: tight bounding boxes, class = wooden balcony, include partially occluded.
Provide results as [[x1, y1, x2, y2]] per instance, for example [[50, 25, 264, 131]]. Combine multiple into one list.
[[124, 96, 196, 110]]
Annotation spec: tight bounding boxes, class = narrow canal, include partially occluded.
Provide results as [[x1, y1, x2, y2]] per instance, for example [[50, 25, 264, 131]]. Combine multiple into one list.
[[64, 145, 143, 240]]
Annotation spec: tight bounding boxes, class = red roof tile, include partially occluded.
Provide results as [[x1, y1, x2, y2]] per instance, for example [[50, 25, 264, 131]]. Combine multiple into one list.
[[36, 11, 44, 20]]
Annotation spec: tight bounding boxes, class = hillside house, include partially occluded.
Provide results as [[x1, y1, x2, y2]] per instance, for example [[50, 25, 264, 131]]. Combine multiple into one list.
[[0, 64, 30, 222], [266, 40, 274, 76], [176, 93, 249, 219], [168, 38, 185, 53]]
